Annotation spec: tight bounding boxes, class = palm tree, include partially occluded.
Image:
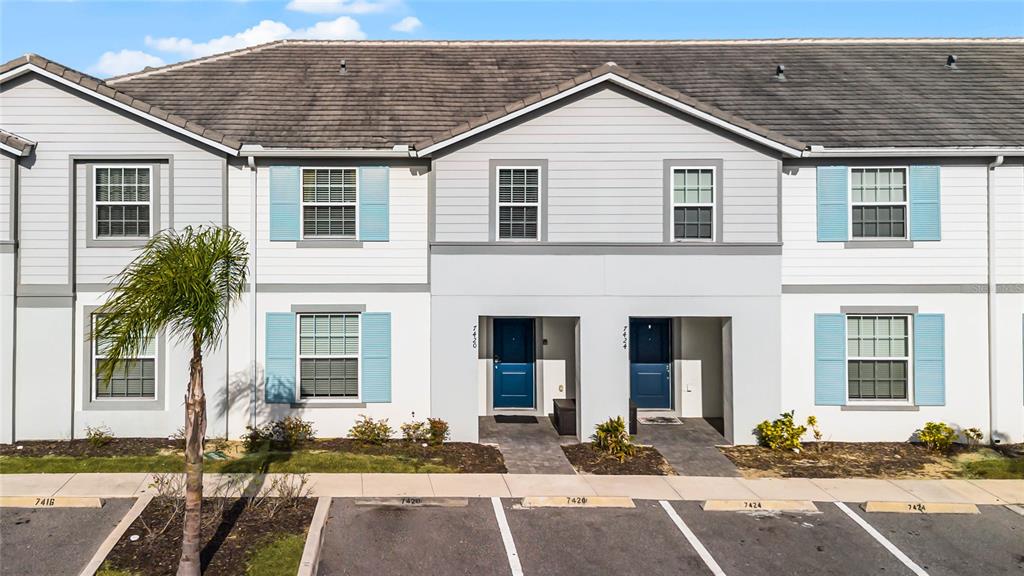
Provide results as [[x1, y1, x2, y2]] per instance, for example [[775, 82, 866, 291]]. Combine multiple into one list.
[[95, 225, 248, 576]]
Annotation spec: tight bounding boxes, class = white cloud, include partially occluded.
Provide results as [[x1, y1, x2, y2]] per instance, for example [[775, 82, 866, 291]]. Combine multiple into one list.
[[286, 0, 399, 14], [390, 16, 422, 33], [144, 17, 366, 60], [90, 49, 165, 77]]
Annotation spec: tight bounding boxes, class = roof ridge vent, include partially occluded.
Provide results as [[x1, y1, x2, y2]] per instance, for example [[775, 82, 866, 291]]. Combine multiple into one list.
[[773, 64, 787, 82], [339, 59, 348, 74], [945, 54, 958, 69]]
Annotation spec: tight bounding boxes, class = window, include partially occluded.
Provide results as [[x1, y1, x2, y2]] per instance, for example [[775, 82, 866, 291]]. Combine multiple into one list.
[[851, 168, 907, 239], [93, 315, 157, 399], [94, 166, 152, 238], [302, 168, 357, 238], [671, 168, 714, 240], [847, 315, 910, 401], [497, 167, 540, 240], [298, 313, 359, 399]]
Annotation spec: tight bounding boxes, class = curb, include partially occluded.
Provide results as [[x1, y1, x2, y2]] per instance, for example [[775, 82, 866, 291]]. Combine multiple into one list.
[[79, 493, 154, 576], [298, 496, 332, 576]]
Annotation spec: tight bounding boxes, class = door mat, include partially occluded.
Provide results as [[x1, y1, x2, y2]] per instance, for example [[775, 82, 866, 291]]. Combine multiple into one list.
[[494, 415, 538, 424], [639, 416, 682, 424]]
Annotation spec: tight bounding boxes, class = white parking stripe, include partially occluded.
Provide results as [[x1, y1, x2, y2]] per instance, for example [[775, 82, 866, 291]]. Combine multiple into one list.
[[491, 497, 524, 576], [834, 502, 929, 576], [659, 500, 727, 576]]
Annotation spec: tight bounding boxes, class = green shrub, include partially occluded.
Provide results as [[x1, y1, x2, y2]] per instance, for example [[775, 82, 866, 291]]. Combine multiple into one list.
[[963, 427, 984, 449], [755, 411, 807, 451], [242, 417, 316, 452], [917, 421, 958, 452], [349, 415, 393, 445], [592, 416, 636, 463], [85, 424, 114, 448], [400, 421, 429, 443], [426, 418, 451, 446]]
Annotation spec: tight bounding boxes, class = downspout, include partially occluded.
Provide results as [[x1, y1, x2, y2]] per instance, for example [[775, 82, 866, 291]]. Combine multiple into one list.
[[247, 155, 257, 429], [987, 155, 1003, 444]]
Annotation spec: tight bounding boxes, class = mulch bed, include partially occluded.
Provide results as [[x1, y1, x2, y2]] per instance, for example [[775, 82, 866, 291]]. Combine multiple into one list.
[[562, 443, 676, 475], [311, 439, 507, 473], [721, 442, 958, 478], [102, 497, 315, 576], [0, 437, 182, 458]]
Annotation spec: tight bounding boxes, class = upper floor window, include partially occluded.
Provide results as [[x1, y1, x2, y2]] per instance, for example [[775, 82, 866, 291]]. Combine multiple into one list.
[[94, 166, 152, 238], [851, 168, 907, 239], [93, 314, 157, 399], [671, 167, 715, 240], [497, 167, 540, 240], [847, 315, 910, 401], [302, 168, 357, 238], [298, 313, 360, 399]]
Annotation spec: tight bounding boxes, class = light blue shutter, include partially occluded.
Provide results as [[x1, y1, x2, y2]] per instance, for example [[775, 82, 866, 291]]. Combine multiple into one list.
[[914, 314, 945, 406], [361, 312, 391, 403], [816, 166, 848, 242], [910, 165, 941, 241], [815, 314, 847, 405], [265, 313, 296, 404], [359, 166, 389, 241], [269, 166, 300, 241]]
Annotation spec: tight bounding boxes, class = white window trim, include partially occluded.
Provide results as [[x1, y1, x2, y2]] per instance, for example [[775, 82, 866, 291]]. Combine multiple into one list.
[[92, 315, 158, 402], [845, 314, 914, 406], [848, 166, 910, 241], [92, 165, 155, 240], [670, 165, 717, 242], [495, 165, 542, 242], [300, 166, 360, 240], [294, 312, 362, 403]]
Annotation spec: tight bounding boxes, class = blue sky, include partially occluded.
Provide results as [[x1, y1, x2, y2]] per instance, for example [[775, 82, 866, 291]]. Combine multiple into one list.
[[2, 0, 1022, 77]]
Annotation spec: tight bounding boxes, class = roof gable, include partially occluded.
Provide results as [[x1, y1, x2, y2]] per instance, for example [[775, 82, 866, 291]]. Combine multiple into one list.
[[0, 54, 241, 154], [416, 62, 805, 157]]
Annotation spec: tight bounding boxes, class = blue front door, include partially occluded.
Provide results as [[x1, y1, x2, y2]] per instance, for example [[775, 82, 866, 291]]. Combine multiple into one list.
[[630, 318, 672, 409], [493, 318, 535, 408]]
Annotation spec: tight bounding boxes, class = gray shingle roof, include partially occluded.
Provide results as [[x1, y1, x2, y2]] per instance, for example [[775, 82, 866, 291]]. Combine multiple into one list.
[[1, 54, 243, 151], [106, 39, 1024, 152], [0, 128, 35, 155]]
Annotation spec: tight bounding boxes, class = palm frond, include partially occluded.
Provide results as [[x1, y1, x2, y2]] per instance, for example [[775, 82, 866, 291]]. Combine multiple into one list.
[[93, 226, 249, 379]]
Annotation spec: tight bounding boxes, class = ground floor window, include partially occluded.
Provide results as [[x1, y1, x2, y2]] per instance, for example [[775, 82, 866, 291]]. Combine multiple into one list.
[[93, 314, 157, 398], [846, 315, 910, 400], [298, 313, 359, 398]]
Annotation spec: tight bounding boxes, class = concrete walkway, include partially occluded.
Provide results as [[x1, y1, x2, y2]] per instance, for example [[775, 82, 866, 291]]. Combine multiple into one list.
[[479, 416, 576, 474], [3, 473, 1021, 504]]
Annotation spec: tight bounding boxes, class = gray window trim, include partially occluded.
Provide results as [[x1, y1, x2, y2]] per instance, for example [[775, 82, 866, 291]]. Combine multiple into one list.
[[844, 240, 915, 249], [85, 162, 163, 248], [291, 304, 367, 313], [840, 306, 919, 314], [82, 304, 165, 411], [295, 240, 364, 248], [663, 159, 724, 243], [488, 159, 548, 242], [841, 404, 920, 412]]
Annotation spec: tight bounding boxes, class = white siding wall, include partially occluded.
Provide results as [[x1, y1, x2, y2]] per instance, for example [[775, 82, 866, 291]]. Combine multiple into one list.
[[253, 160, 428, 284], [781, 293, 991, 442], [0, 155, 12, 242], [0, 74, 226, 287], [433, 87, 780, 244], [994, 161, 1024, 285], [781, 162, 990, 285]]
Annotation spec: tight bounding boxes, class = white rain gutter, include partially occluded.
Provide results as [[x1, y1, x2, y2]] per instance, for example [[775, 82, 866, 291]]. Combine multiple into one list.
[[240, 144, 415, 158], [247, 154, 258, 428], [987, 154, 1004, 443], [802, 146, 1024, 158]]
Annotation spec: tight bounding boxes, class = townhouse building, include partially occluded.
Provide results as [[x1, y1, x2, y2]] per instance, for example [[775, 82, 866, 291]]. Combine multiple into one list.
[[0, 39, 1021, 446]]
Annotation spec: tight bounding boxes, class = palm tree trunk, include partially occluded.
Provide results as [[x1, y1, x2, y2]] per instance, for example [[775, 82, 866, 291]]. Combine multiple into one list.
[[178, 331, 206, 576]]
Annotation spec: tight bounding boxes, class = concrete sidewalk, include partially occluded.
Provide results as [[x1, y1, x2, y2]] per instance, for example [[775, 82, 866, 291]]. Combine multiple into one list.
[[2, 473, 1021, 504]]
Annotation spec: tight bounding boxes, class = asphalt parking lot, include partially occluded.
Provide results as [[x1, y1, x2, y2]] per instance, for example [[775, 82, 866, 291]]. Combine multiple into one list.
[[319, 498, 1024, 576], [0, 498, 133, 576]]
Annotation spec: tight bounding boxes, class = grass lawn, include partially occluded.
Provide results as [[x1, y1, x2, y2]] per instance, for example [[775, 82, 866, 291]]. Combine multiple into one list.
[[0, 450, 454, 474], [245, 533, 307, 576], [957, 450, 1024, 479]]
